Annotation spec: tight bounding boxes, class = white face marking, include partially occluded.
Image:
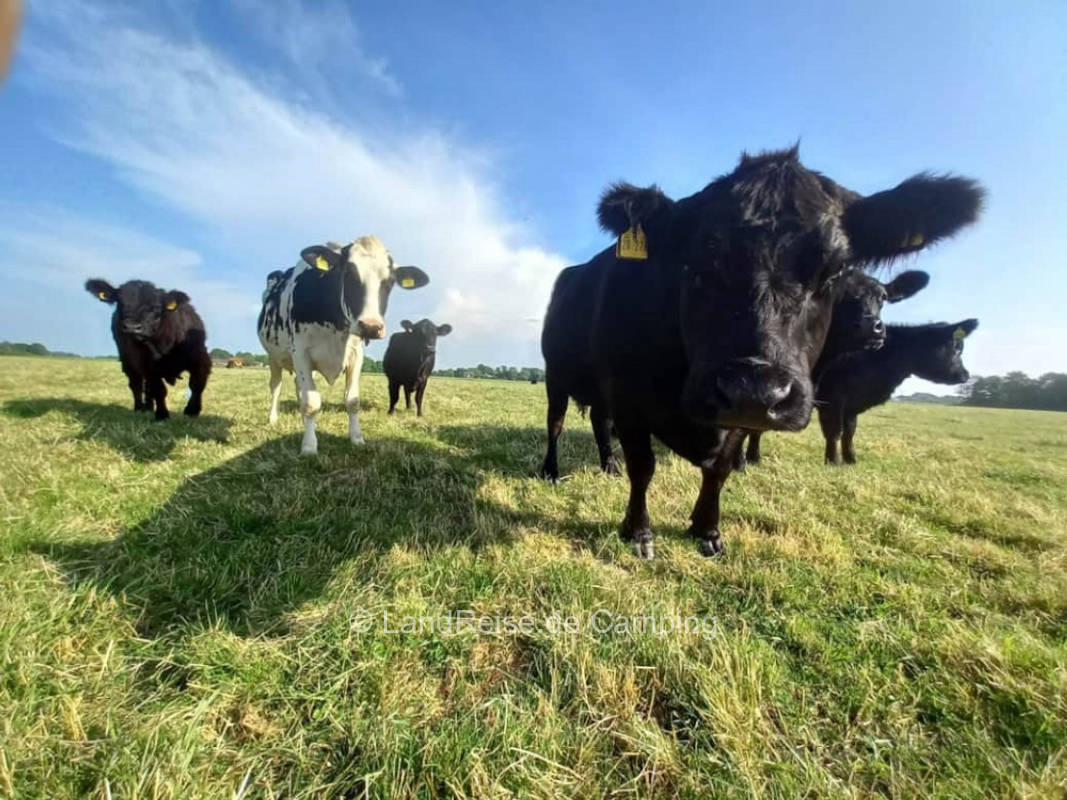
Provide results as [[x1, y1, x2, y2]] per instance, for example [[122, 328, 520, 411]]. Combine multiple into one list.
[[344, 236, 393, 331]]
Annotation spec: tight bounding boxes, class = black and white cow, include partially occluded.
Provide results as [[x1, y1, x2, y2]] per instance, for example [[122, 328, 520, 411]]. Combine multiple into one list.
[[257, 237, 429, 455]]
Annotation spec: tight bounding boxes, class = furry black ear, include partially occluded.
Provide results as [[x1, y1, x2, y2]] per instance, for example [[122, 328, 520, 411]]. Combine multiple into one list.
[[843, 174, 984, 264], [596, 183, 674, 237], [163, 290, 190, 310], [954, 318, 979, 338], [436, 324, 452, 336], [885, 270, 930, 303], [395, 266, 429, 290], [301, 245, 343, 272], [86, 278, 117, 304], [400, 319, 414, 331]]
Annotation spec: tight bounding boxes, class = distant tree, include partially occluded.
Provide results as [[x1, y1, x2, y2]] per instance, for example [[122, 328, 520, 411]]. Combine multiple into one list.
[[959, 372, 1067, 411], [210, 348, 233, 360]]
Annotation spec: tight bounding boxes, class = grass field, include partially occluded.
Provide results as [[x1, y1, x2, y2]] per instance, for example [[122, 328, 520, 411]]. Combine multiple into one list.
[[1, 354, 1066, 798]]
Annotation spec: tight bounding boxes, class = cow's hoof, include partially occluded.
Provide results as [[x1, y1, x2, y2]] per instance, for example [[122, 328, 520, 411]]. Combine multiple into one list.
[[351, 437, 366, 446], [183, 405, 201, 417], [697, 534, 724, 558], [602, 457, 621, 476], [540, 464, 560, 483], [153, 412, 169, 422], [300, 447, 317, 457], [632, 538, 655, 560]]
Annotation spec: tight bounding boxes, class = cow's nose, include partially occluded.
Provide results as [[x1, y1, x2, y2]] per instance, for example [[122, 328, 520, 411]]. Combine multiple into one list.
[[871, 319, 885, 335], [710, 359, 811, 431], [358, 319, 385, 339]]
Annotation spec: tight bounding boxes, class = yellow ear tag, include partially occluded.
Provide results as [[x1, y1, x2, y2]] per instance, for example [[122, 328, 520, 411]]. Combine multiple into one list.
[[909, 233, 924, 247], [166, 300, 178, 311], [616, 225, 648, 260], [314, 255, 330, 271], [953, 327, 966, 341], [97, 291, 108, 300], [400, 277, 415, 288]]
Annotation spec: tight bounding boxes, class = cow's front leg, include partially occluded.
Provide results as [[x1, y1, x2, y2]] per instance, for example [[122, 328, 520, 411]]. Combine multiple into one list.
[[819, 405, 842, 465], [414, 382, 427, 417], [590, 404, 620, 476], [842, 413, 858, 464], [267, 361, 283, 424], [343, 345, 366, 446], [540, 368, 569, 482], [127, 373, 147, 411], [184, 350, 211, 417], [617, 422, 656, 559], [293, 352, 321, 455], [148, 375, 169, 421], [689, 429, 743, 558]]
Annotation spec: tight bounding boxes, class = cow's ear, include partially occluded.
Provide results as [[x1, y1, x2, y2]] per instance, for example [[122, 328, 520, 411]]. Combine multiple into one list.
[[953, 318, 979, 339], [436, 324, 452, 337], [301, 245, 342, 272], [596, 183, 674, 238], [842, 174, 984, 264], [885, 270, 930, 303], [395, 266, 429, 290], [400, 319, 414, 331], [163, 290, 190, 311], [86, 279, 117, 304]]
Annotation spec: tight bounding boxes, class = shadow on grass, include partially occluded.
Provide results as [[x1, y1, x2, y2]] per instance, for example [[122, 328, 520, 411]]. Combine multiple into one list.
[[2, 398, 231, 462], [28, 429, 558, 639]]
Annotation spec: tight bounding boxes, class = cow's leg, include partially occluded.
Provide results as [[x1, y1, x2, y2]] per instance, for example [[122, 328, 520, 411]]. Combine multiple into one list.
[[540, 369, 569, 482], [415, 382, 427, 417], [387, 379, 400, 415], [746, 432, 762, 464], [732, 434, 748, 472], [183, 351, 210, 417], [343, 345, 366, 446], [842, 413, 859, 465], [617, 422, 656, 560], [819, 405, 842, 465], [689, 429, 742, 557], [127, 372, 146, 411], [403, 386, 412, 410], [590, 404, 619, 476], [148, 374, 169, 421], [293, 352, 321, 455], [267, 361, 284, 423]]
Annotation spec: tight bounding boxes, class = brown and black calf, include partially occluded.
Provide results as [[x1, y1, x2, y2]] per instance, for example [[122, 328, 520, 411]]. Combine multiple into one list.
[[86, 279, 212, 420], [383, 318, 452, 416], [815, 319, 978, 464]]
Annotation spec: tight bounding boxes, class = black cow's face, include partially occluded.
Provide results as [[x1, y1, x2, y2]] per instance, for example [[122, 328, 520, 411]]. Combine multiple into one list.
[[913, 319, 978, 384], [401, 318, 452, 355], [596, 147, 983, 431], [829, 269, 930, 353], [85, 278, 188, 339]]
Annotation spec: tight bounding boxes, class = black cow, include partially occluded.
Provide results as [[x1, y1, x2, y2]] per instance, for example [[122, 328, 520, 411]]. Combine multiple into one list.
[[85, 279, 212, 420], [542, 146, 982, 559], [816, 319, 978, 464], [735, 269, 930, 469], [383, 318, 452, 416]]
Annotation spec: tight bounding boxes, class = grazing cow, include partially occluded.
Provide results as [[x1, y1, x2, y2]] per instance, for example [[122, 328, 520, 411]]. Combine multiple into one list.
[[735, 269, 931, 469], [542, 146, 982, 559], [258, 237, 429, 455], [383, 318, 452, 416], [85, 279, 212, 420], [816, 319, 978, 464], [226, 358, 244, 368]]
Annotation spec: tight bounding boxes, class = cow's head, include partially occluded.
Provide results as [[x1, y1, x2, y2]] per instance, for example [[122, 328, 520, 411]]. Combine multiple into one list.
[[827, 269, 930, 355], [85, 278, 189, 339], [907, 318, 979, 384], [299, 236, 428, 340], [400, 318, 452, 355], [597, 147, 983, 431]]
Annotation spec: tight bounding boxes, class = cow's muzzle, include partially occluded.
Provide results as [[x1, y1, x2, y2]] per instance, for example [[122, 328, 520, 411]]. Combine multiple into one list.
[[685, 357, 812, 431], [357, 319, 385, 339]]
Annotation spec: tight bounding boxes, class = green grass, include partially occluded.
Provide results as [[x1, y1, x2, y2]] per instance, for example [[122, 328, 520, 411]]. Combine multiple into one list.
[[2, 354, 1066, 798]]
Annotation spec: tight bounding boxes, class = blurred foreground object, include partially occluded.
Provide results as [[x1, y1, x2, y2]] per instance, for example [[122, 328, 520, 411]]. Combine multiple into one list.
[[0, 0, 19, 82]]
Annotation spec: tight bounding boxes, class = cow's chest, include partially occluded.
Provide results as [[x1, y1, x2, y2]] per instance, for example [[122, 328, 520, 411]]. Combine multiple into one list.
[[298, 323, 360, 384]]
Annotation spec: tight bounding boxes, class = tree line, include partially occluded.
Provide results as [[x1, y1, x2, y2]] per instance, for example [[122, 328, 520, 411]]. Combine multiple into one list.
[[959, 372, 1067, 411]]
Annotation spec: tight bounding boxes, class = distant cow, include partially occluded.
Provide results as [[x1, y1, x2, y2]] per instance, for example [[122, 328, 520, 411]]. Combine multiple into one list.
[[735, 269, 931, 469], [542, 146, 982, 559], [85, 279, 211, 420], [226, 358, 244, 368], [383, 318, 452, 416], [816, 319, 978, 464], [258, 237, 429, 455]]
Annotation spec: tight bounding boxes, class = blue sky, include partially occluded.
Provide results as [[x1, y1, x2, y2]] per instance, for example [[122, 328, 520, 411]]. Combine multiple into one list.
[[0, 0, 1064, 394]]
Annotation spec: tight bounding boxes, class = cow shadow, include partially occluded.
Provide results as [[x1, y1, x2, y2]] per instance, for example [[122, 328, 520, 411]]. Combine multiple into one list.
[[29, 432, 532, 639], [1, 398, 231, 462], [435, 423, 618, 479]]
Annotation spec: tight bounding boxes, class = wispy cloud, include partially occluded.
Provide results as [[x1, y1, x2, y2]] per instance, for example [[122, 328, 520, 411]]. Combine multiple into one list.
[[20, 0, 566, 359]]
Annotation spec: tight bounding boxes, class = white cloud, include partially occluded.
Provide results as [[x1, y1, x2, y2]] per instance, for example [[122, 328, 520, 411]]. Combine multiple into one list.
[[21, 0, 566, 361]]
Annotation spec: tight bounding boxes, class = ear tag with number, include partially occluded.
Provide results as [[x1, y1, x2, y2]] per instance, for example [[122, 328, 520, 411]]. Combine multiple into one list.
[[400, 277, 415, 288], [953, 327, 966, 341], [616, 225, 648, 260], [166, 300, 178, 311], [902, 232, 924, 248], [314, 255, 330, 271], [98, 291, 108, 300]]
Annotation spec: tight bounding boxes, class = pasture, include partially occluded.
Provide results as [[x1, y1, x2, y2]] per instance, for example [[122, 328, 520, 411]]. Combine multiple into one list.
[[1, 354, 1066, 798]]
